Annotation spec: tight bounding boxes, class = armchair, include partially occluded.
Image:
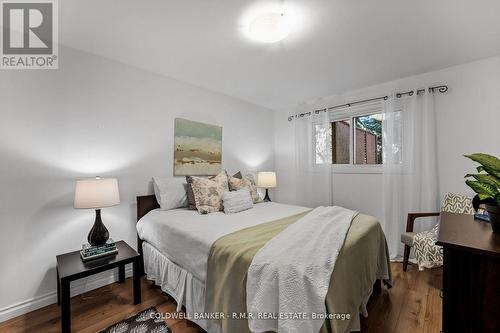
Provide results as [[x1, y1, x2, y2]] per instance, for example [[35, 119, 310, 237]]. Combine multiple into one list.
[[401, 193, 474, 271], [402, 212, 440, 271]]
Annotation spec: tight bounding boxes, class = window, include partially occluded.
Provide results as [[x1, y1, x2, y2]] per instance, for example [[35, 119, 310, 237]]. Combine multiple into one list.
[[354, 114, 383, 165], [332, 120, 351, 164], [314, 110, 385, 166], [314, 123, 332, 164]]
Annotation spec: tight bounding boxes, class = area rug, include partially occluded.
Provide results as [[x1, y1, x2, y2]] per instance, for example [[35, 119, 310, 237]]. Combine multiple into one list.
[[97, 307, 171, 333]]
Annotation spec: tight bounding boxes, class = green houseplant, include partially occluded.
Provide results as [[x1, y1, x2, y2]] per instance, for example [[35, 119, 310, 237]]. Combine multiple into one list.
[[464, 153, 500, 234]]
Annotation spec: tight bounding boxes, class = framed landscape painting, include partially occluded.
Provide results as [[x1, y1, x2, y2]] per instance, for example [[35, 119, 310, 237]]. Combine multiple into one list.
[[174, 118, 222, 176]]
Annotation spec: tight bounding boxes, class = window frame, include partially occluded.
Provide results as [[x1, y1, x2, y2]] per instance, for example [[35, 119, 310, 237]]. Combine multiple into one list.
[[330, 118, 352, 165], [312, 102, 386, 174]]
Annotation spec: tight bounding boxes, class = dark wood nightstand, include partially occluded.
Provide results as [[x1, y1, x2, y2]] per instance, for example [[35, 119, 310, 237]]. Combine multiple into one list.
[[56, 240, 142, 333]]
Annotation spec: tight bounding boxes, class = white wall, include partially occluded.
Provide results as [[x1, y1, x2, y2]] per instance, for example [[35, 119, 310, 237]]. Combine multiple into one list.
[[0, 46, 275, 320], [274, 56, 500, 221], [1, 46, 499, 324]]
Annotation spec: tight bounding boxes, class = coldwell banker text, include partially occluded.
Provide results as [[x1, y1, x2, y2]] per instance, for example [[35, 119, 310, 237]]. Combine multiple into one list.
[[1, 0, 58, 69]]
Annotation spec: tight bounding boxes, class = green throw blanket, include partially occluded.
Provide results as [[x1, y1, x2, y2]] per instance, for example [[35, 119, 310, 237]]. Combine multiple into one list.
[[205, 211, 391, 333]]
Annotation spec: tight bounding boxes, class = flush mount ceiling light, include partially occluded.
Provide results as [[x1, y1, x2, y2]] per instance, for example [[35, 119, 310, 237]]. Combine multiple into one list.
[[248, 12, 291, 43]]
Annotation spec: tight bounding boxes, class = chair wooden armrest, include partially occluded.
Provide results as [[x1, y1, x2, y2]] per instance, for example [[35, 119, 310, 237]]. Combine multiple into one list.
[[406, 212, 440, 232], [402, 212, 440, 272]]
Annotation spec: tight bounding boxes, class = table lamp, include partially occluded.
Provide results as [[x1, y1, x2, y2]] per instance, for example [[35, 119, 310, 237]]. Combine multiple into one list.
[[257, 172, 277, 202], [74, 177, 120, 246]]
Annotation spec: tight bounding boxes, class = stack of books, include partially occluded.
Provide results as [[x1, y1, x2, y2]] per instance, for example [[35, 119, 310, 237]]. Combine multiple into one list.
[[474, 208, 490, 222], [80, 239, 118, 261]]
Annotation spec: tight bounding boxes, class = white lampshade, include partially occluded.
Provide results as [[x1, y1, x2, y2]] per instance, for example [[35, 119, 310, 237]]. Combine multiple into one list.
[[74, 177, 120, 209], [257, 172, 277, 188]]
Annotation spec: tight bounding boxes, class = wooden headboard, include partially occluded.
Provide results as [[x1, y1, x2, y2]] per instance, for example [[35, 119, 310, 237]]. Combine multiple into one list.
[[137, 194, 160, 221], [136, 194, 160, 275]]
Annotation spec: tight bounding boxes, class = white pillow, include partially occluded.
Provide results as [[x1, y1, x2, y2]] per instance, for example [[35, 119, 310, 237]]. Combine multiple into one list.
[[153, 177, 188, 210], [222, 188, 253, 214]]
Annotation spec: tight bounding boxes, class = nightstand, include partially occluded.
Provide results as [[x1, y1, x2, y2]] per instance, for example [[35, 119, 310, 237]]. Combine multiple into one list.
[[56, 240, 142, 333]]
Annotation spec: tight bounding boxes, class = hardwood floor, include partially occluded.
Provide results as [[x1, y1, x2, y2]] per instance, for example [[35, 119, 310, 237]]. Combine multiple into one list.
[[0, 262, 441, 333], [362, 262, 442, 333]]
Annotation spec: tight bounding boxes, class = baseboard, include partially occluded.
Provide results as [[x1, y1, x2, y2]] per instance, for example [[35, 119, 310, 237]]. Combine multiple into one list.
[[0, 266, 133, 323], [0, 292, 57, 324]]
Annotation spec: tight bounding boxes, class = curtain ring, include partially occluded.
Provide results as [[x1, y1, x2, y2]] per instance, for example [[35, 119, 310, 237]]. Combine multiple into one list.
[[438, 86, 448, 93]]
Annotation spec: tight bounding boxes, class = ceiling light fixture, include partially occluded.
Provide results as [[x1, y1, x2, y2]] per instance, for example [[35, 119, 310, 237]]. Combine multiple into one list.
[[247, 12, 291, 43]]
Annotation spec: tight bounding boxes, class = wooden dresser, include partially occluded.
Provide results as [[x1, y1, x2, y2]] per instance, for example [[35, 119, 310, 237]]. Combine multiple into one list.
[[436, 212, 500, 333]]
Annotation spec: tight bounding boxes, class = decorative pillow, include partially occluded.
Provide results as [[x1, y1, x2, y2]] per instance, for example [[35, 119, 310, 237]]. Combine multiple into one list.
[[228, 173, 261, 203], [441, 193, 474, 214], [223, 188, 253, 214], [153, 177, 188, 210], [186, 171, 240, 210], [190, 171, 229, 214], [186, 175, 204, 210], [186, 179, 196, 209], [244, 174, 263, 203]]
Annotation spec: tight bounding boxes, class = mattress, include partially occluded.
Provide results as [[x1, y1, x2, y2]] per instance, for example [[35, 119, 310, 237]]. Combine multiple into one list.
[[136, 202, 309, 281]]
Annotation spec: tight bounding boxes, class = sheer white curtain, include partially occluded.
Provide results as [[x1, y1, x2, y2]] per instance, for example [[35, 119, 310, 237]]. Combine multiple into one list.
[[382, 90, 440, 260], [294, 108, 332, 208]]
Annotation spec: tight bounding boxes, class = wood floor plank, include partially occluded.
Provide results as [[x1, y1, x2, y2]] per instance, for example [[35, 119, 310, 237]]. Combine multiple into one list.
[[0, 263, 441, 333]]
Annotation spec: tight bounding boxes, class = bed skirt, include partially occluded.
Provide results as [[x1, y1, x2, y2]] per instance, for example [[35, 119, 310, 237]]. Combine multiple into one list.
[[142, 242, 366, 333], [142, 242, 208, 330]]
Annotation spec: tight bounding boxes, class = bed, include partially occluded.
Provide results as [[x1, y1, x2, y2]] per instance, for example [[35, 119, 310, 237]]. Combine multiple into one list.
[[136, 194, 391, 333]]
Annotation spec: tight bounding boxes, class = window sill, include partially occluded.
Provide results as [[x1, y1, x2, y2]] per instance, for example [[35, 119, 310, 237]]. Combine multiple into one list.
[[331, 164, 383, 174]]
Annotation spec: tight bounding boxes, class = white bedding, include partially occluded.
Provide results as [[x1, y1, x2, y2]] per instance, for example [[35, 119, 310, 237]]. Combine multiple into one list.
[[137, 202, 310, 281], [247, 206, 357, 333], [142, 242, 362, 333]]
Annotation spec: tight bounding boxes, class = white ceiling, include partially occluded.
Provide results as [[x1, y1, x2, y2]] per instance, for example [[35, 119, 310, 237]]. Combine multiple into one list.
[[61, 0, 500, 110]]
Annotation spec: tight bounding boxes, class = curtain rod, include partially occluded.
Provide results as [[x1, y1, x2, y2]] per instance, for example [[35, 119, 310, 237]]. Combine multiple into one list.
[[287, 84, 448, 121]]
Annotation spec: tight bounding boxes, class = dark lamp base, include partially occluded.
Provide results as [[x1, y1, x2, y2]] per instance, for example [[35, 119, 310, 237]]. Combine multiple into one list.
[[88, 209, 110, 246], [263, 188, 272, 202]]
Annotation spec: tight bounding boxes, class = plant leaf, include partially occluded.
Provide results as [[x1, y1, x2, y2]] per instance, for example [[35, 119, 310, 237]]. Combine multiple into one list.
[[465, 180, 498, 199], [464, 153, 500, 178], [464, 174, 500, 188]]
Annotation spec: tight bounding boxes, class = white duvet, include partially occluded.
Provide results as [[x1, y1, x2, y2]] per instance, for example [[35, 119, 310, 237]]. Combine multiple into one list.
[[136, 202, 310, 281]]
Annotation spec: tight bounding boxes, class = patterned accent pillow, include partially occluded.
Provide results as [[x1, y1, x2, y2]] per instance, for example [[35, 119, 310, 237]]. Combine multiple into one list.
[[244, 174, 263, 203], [186, 171, 241, 210], [441, 193, 474, 214], [190, 171, 229, 214], [186, 176, 204, 210], [228, 173, 261, 203]]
